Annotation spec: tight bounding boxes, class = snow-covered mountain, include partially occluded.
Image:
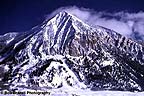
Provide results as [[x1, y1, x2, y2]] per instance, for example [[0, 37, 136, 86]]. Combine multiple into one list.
[[0, 11, 144, 94]]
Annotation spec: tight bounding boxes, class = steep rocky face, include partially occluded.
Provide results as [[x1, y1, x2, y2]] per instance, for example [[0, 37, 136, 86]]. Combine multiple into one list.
[[0, 11, 144, 92]]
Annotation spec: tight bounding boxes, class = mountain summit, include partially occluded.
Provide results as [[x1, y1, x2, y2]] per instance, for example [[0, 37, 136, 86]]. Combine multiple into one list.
[[0, 11, 144, 92]]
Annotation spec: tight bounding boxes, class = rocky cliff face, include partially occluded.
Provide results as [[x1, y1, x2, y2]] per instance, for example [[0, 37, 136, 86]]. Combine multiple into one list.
[[0, 11, 144, 92]]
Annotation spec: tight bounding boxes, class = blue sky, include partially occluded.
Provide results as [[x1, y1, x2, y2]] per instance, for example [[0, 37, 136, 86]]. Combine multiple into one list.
[[0, 0, 144, 36]]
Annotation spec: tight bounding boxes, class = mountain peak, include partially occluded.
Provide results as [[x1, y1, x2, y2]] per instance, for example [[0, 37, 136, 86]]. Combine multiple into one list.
[[1, 11, 144, 93]]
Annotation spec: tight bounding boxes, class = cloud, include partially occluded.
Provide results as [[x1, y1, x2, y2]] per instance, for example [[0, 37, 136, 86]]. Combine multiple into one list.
[[50, 6, 144, 41]]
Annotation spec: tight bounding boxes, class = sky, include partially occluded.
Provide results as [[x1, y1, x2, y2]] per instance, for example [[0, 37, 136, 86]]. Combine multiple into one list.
[[0, 0, 144, 40]]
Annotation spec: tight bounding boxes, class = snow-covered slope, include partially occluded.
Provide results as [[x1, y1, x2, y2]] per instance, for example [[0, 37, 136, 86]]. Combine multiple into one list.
[[0, 11, 144, 95], [0, 32, 18, 50]]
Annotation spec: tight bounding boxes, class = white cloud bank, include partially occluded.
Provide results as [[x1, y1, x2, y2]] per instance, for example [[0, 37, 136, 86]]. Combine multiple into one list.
[[50, 6, 144, 41]]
